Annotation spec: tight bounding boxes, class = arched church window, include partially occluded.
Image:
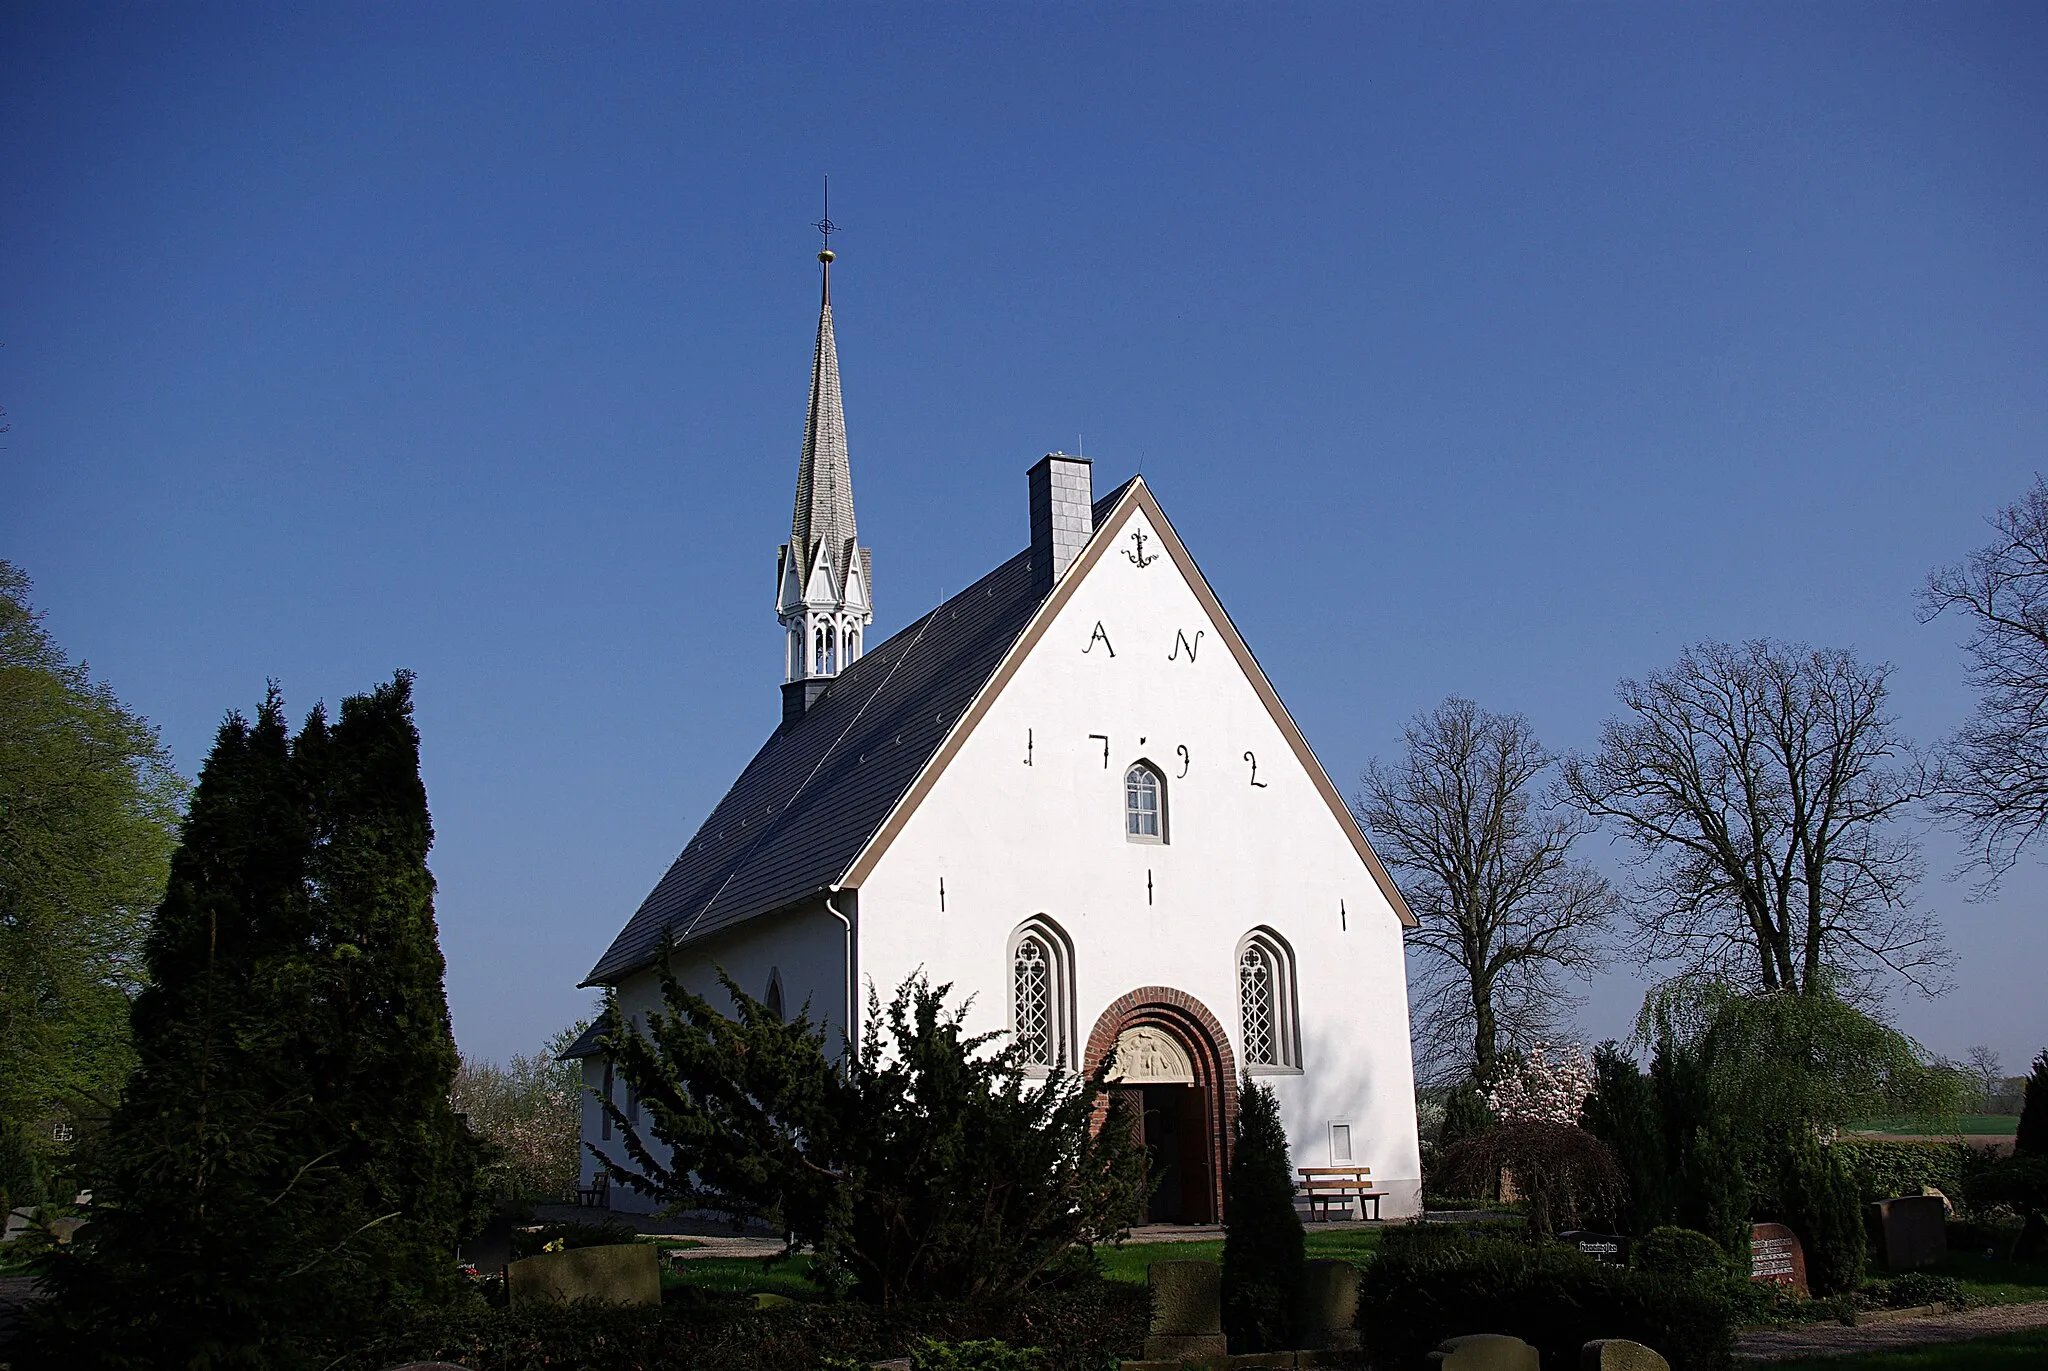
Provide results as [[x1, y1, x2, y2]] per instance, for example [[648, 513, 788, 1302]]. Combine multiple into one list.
[[789, 628, 802, 680], [1125, 763, 1165, 842], [1238, 929, 1301, 1072], [765, 968, 785, 1022], [1008, 918, 1075, 1074]]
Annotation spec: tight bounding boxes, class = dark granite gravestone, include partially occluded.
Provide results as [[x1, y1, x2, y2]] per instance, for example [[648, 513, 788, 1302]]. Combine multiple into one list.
[[1868, 1195, 1947, 1271], [1558, 1230, 1630, 1264], [505, 1242, 660, 1307], [1143, 1260, 1226, 1363], [1749, 1222, 1808, 1296], [1300, 1258, 1361, 1351]]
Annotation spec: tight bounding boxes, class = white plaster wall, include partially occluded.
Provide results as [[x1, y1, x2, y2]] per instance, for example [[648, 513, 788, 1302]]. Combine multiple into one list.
[[857, 505, 1423, 1217], [579, 903, 848, 1213]]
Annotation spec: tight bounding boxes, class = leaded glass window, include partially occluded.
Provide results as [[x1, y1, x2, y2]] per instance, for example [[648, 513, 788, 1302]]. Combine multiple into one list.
[[1240, 943, 1278, 1066], [1125, 765, 1162, 840], [1013, 936, 1055, 1066]]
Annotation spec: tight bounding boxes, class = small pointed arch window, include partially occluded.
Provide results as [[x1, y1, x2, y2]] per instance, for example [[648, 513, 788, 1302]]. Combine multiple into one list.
[[765, 967, 785, 1022], [1125, 761, 1166, 843], [1237, 928, 1301, 1072], [1008, 917, 1076, 1074]]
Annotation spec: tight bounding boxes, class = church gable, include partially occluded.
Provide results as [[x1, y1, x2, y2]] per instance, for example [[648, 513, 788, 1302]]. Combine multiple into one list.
[[843, 481, 1414, 928]]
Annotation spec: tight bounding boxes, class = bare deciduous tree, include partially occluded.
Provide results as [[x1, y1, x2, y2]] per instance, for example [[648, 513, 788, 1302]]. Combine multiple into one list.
[[1357, 698, 1615, 1084], [1921, 477, 2048, 887], [1562, 640, 1947, 999], [1966, 1044, 2006, 1113]]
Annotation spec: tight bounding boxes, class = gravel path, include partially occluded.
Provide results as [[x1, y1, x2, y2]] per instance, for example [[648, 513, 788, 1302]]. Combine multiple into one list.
[[1735, 1300, 2048, 1362]]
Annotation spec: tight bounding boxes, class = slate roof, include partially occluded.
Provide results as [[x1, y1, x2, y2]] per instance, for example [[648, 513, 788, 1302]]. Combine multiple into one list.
[[583, 481, 1139, 986]]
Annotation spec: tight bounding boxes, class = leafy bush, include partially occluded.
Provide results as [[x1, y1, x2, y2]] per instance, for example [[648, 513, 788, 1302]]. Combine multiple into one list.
[[325, 1276, 1148, 1371], [1874, 1271, 1972, 1310], [1633, 1227, 1731, 1282], [454, 1020, 589, 1202], [1221, 1080, 1303, 1352], [1437, 1120, 1625, 1240], [1834, 1140, 1966, 1202], [910, 1338, 1046, 1371], [1358, 1233, 1735, 1371]]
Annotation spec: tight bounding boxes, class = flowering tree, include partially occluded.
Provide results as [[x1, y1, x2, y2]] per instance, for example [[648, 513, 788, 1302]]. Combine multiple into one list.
[[451, 1019, 588, 1201], [1441, 1042, 1620, 1239], [1486, 1042, 1595, 1126]]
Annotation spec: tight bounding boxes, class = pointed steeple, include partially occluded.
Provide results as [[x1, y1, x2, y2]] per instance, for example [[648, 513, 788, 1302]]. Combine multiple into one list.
[[777, 201, 873, 713], [790, 255, 857, 593]]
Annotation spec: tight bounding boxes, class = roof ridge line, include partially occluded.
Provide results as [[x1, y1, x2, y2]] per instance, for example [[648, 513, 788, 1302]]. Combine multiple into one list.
[[673, 593, 946, 946]]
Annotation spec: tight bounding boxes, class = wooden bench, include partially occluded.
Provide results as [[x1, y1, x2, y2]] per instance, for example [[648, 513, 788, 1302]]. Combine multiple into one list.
[[1298, 1166, 1383, 1222], [576, 1173, 610, 1209]]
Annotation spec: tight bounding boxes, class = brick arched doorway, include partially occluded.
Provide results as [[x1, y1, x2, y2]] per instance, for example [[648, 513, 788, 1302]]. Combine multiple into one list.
[[1085, 987, 1238, 1225]]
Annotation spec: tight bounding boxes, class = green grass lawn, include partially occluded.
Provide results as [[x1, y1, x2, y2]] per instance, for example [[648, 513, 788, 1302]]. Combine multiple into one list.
[[1764, 1328, 2048, 1370], [1848, 1115, 2019, 1136], [1097, 1228, 1385, 1284], [1937, 1248, 2048, 1306], [661, 1254, 829, 1301]]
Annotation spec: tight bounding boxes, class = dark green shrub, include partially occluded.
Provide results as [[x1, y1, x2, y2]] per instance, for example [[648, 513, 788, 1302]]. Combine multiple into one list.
[[1632, 1227, 1730, 1282], [0, 1118, 43, 1214], [2018, 1051, 2048, 1158], [1833, 1140, 1965, 1202], [324, 1277, 1149, 1371], [1779, 1137, 1866, 1297], [1877, 1271, 1971, 1310], [509, 1220, 646, 1260], [1583, 1043, 1669, 1233], [1357, 1234, 1734, 1371], [910, 1339, 1046, 1371], [1220, 1080, 1303, 1352]]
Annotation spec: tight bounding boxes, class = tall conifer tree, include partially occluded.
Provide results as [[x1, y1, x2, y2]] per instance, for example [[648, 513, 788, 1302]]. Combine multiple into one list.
[[28, 676, 479, 1369], [1221, 1080, 1305, 1353]]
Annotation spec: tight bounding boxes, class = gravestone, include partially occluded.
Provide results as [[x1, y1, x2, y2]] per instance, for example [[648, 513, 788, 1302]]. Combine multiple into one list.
[[1144, 1260, 1226, 1362], [2, 1207, 32, 1243], [1429, 1333, 1539, 1370], [1581, 1339, 1669, 1371], [1558, 1230, 1629, 1264], [1749, 1222, 1808, 1296], [1299, 1258, 1361, 1351], [1868, 1195, 1947, 1271], [505, 1242, 660, 1308]]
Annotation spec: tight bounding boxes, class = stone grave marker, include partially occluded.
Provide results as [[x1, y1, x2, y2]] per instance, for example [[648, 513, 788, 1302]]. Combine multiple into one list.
[[1748, 1222, 1808, 1296], [1581, 1339, 1669, 1371], [506, 1242, 660, 1308], [1558, 1230, 1629, 1264], [1143, 1259, 1226, 1363], [1429, 1333, 1540, 1370], [1868, 1195, 1947, 1271], [1300, 1258, 1361, 1351], [2, 1207, 32, 1244]]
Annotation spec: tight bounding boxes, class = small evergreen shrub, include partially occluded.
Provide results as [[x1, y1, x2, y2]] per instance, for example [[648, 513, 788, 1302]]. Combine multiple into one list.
[[1220, 1080, 1304, 1352], [1633, 1227, 1731, 1282], [1780, 1137, 1866, 1297], [1357, 1233, 1735, 1371], [2017, 1051, 2048, 1158]]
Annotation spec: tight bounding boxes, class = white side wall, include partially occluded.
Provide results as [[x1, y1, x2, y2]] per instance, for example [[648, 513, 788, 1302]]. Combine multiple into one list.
[[579, 903, 848, 1213], [856, 506, 1423, 1216]]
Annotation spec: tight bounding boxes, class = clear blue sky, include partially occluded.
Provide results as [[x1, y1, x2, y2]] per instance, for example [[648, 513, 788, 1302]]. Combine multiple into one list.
[[5, 5, 2045, 1074]]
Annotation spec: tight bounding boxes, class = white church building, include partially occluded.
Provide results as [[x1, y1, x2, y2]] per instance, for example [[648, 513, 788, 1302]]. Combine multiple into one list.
[[567, 244, 1425, 1223]]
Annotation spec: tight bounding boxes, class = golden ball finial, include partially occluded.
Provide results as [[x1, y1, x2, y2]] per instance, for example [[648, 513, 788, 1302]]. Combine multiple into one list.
[[819, 248, 835, 263]]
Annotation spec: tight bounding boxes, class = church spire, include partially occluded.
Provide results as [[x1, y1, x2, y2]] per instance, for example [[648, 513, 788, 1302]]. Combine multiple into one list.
[[777, 189, 872, 712]]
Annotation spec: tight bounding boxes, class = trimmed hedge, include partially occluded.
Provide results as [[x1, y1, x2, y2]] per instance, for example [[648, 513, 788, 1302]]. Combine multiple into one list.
[[1834, 1140, 1964, 1202], [1359, 1234, 1735, 1371], [327, 1276, 1148, 1371]]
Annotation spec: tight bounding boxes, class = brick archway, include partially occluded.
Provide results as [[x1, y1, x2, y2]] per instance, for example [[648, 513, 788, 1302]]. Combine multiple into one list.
[[1085, 987, 1238, 1224]]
